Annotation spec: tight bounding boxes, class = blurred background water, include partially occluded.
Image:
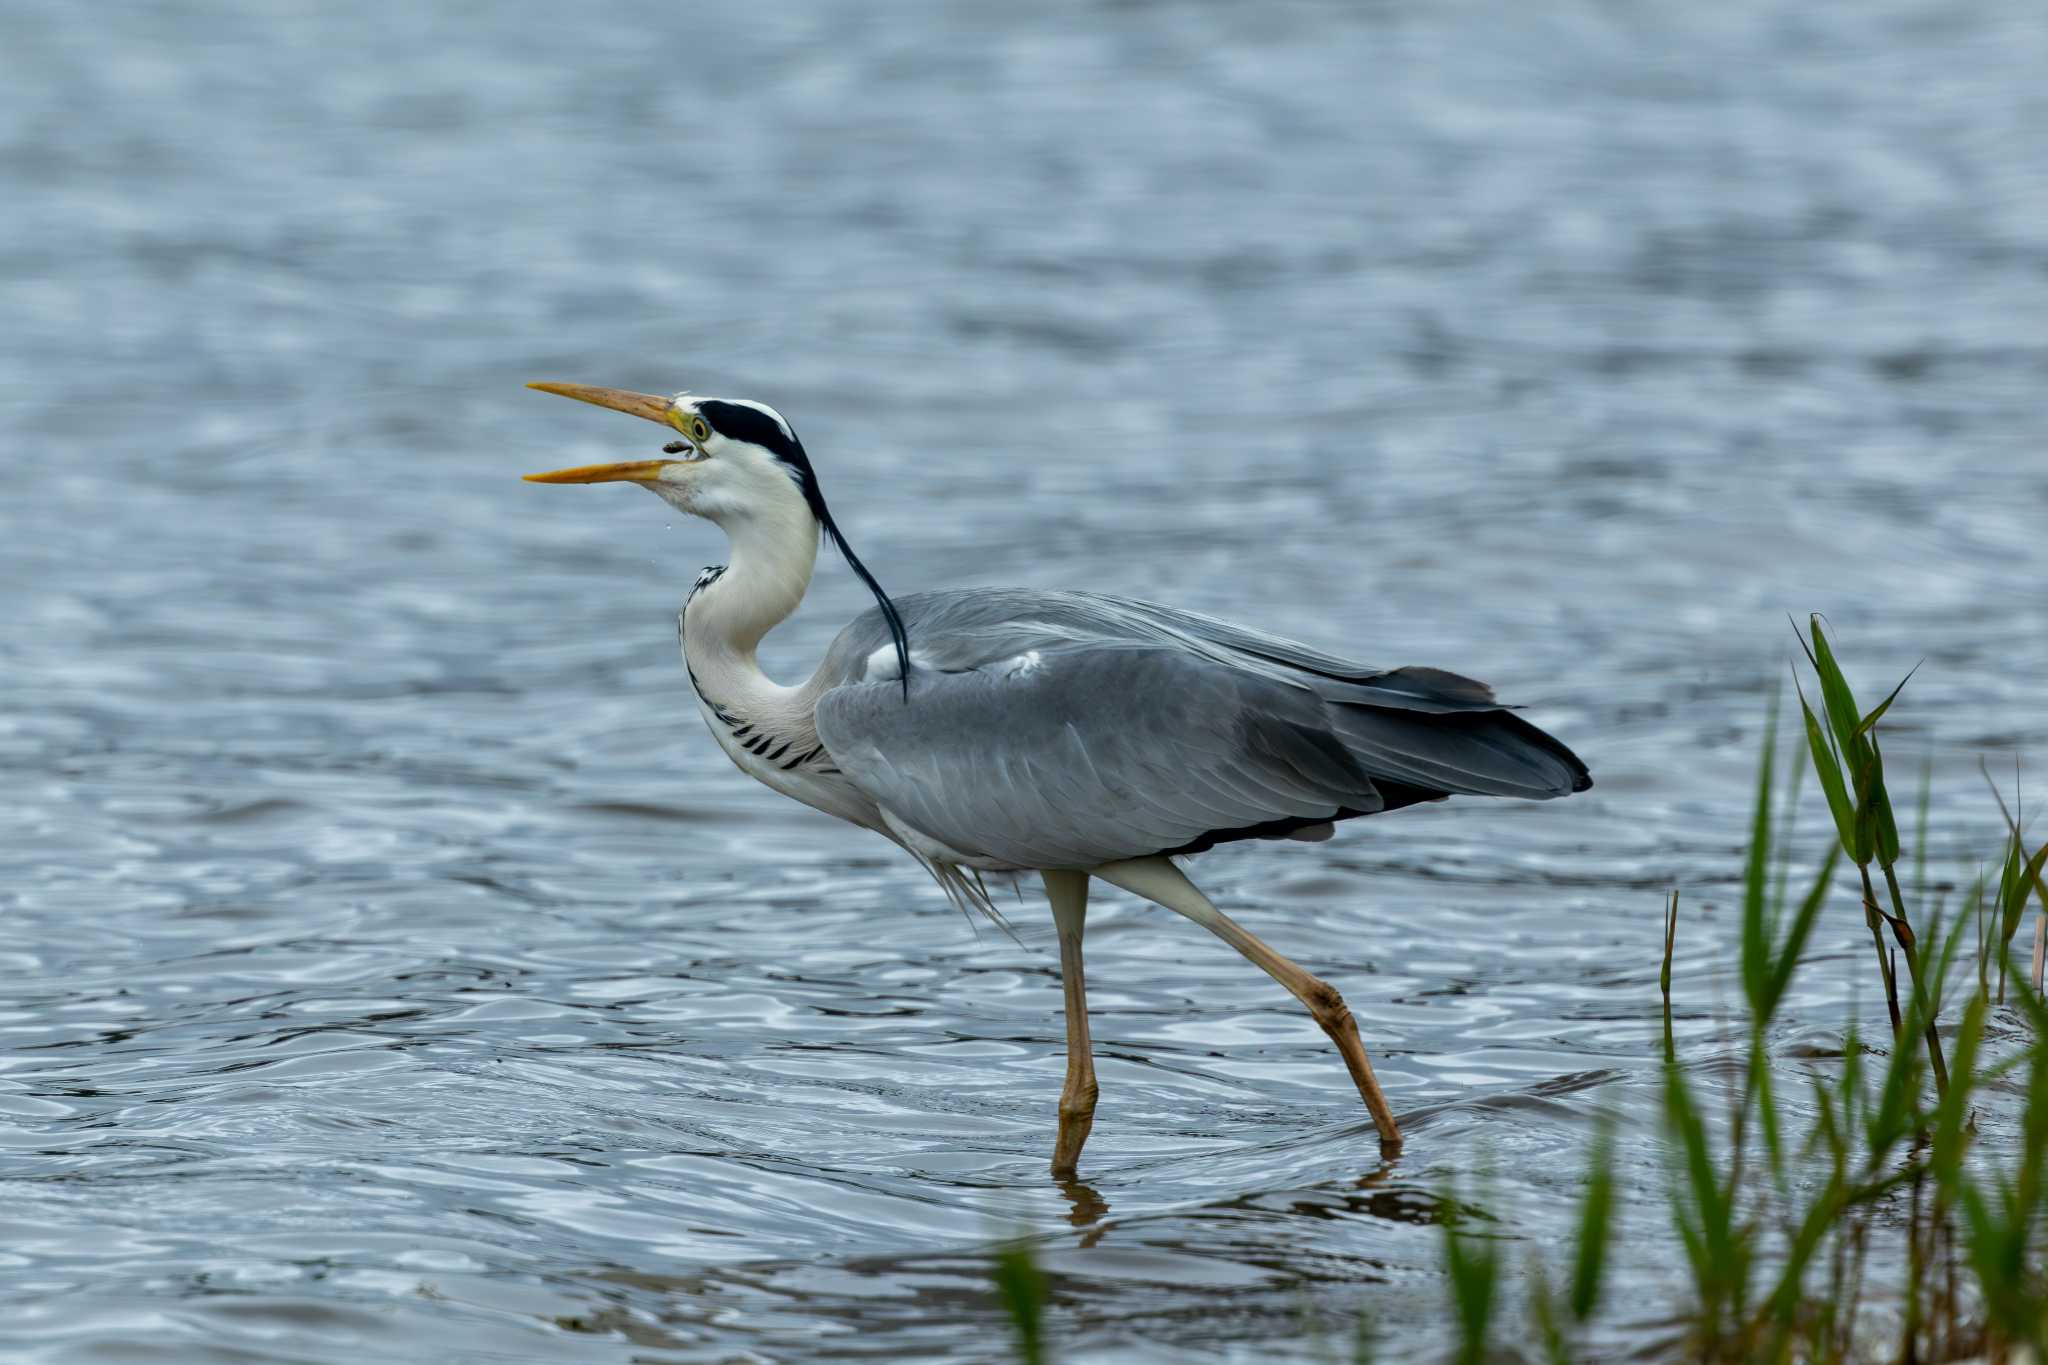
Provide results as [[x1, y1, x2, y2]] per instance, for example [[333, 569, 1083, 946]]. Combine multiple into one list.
[[3, 1, 2046, 1360]]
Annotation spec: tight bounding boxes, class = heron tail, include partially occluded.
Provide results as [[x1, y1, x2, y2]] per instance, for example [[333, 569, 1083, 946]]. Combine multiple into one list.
[[1331, 704, 1593, 801]]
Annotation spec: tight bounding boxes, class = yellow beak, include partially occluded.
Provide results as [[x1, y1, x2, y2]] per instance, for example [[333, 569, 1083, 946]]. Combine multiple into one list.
[[521, 459, 672, 485], [523, 380, 682, 483], [525, 380, 676, 424]]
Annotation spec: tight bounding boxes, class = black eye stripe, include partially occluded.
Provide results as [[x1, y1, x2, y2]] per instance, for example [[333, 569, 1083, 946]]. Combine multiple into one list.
[[695, 400, 798, 462]]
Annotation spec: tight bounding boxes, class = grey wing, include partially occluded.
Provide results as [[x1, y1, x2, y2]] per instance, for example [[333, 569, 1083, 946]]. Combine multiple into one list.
[[811, 590, 1590, 871], [820, 587, 1519, 710]]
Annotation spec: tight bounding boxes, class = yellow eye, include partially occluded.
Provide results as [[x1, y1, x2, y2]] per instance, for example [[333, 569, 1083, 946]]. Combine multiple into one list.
[[691, 417, 711, 442]]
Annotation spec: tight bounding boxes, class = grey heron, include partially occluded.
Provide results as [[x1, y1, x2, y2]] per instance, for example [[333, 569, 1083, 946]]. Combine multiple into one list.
[[522, 381, 1591, 1175]]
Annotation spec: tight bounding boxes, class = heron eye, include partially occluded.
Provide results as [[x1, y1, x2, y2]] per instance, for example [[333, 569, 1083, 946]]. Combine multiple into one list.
[[690, 417, 711, 442]]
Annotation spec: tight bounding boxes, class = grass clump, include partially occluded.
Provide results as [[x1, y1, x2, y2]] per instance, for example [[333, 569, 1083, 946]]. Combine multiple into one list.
[[1444, 616, 2048, 1362]]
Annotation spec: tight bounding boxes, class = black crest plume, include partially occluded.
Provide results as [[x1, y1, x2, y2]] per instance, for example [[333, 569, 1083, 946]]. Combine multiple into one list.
[[696, 400, 911, 698]]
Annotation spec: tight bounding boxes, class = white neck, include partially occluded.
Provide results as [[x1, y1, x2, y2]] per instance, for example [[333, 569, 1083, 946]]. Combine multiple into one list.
[[681, 492, 822, 716]]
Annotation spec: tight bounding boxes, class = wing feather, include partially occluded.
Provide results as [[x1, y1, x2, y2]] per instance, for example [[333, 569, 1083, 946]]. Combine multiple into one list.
[[810, 588, 1590, 869]]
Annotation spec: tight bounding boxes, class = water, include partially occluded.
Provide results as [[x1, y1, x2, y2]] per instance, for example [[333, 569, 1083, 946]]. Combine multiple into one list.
[[4, 1, 2046, 1358]]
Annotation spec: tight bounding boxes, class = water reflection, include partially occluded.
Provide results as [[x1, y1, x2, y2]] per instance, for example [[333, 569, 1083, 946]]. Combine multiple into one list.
[[1057, 1177, 1111, 1243], [578, 1162, 1449, 1359]]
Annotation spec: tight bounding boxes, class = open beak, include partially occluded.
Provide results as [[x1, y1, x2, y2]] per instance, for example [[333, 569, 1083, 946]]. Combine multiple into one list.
[[525, 381, 675, 424], [523, 380, 680, 484], [522, 459, 671, 485]]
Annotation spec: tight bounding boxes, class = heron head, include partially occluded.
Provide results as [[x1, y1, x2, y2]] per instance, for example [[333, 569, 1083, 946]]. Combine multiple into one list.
[[521, 380, 913, 684], [522, 382, 820, 527]]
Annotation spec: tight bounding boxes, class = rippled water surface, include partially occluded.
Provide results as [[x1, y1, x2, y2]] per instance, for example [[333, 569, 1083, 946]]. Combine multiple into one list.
[[5, 1, 2048, 1359]]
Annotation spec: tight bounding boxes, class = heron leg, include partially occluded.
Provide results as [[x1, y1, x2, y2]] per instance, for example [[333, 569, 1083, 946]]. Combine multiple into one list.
[[1091, 856, 1402, 1151], [1042, 869, 1098, 1178]]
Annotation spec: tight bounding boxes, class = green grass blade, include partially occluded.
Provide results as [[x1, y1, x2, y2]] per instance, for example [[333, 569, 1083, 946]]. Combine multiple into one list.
[[1661, 892, 1679, 1065], [2008, 845, 2048, 952], [1851, 663, 1920, 741], [991, 1242, 1049, 1365], [1351, 1310, 1380, 1365], [1742, 710, 1779, 1017], [1570, 1116, 1617, 1323], [1797, 685, 1863, 864], [1982, 759, 2048, 939], [1664, 1064, 1736, 1306], [1766, 1172, 1845, 1333], [1528, 1260, 1569, 1365], [1753, 1033, 1785, 1181], [1930, 991, 1985, 1191], [1869, 734, 1901, 867], [1998, 834, 2029, 948], [1808, 616, 1866, 777], [1441, 1191, 1499, 1365], [1867, 973, 1927, 1159]]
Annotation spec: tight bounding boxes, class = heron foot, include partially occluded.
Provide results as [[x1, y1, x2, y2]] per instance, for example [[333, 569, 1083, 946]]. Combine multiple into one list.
[[1300, 975, 1402, 1152], [1052, 1081, 1098, 1178]]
